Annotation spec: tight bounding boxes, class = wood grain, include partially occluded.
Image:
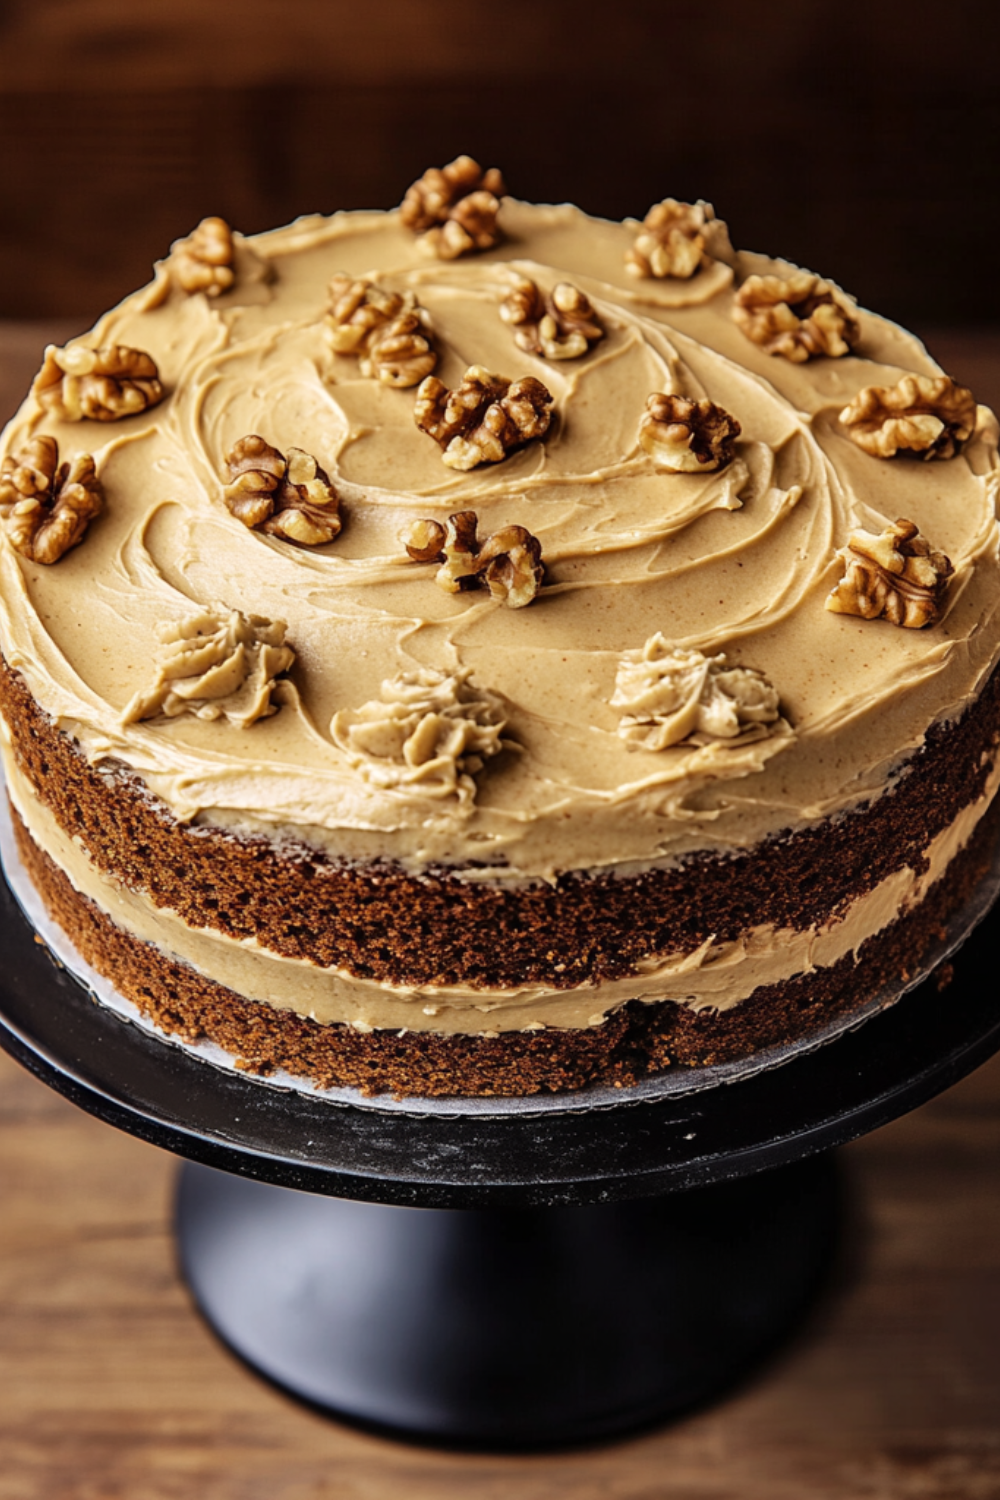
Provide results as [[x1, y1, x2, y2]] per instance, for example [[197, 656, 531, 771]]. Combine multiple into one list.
[[1, 326, 1000, 1498], [0, 1, 998, 323], [4, 0, 995, 91]]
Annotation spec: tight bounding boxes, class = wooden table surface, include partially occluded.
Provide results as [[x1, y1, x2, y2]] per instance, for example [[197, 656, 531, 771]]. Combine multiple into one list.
[[2, 325, 1000, 1499]]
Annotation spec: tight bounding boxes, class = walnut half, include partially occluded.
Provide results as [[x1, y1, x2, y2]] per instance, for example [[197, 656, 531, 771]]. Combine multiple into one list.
[[325, 275, 437, 388], [400, 155, 505, 260], [733, 272, 860, 362], [639, 394, 741, 472], [625, 199, 721, 281], [34, 344, 164, 422], [0, 436, 103, 564], [839, 374, 977, 460], [414, 366, 553, 471], [400, 510, 544, 608], [825, 518, 953, 628], [171, 216, 236, 297], [223, 435, 343, 545], [499, 277, 604, 361]]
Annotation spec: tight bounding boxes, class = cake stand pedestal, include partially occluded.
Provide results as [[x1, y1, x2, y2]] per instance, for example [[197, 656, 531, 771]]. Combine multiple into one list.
[[175, 1153, 837, 1445], [1, 870, 998, 1447]]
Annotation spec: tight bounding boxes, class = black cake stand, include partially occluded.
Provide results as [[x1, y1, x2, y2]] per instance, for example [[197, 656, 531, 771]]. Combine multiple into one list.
[[0, 862, 998, 1450]]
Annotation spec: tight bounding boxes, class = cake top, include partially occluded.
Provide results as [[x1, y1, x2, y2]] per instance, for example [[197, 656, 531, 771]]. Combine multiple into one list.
[[0, 174, 998, 881]]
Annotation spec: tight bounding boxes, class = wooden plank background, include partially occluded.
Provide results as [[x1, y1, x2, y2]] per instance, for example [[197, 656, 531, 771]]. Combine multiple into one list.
[[1, 0, 998, 324]]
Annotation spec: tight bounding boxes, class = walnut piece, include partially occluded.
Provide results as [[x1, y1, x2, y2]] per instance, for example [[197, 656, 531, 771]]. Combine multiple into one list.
[[625, 199, 721, 280], [0, 436, 103, 564], [838, 374, 977, 460], [639, 394, 741, 472], [611, 638, 782, 752], [121, 606, 295, 728], [34, 344, 164, 422], [499, 277, 604, 361], [331, 667, 510, 803], [171, 216, 236, 297], [0, 436, 58, 512], [400, 155, 505, 259], [223, 435, 343, 546], [825, 518, 953, 628], [733, 271, 860, 362], [401, 510, 544, 608], [414, 365, 553, 471], [325, 275, 437, 387]]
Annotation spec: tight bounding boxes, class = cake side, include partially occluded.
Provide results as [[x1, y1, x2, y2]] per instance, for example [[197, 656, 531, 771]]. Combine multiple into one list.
[[11, 791, 998, 1097], [3, 652, 999, 1037]]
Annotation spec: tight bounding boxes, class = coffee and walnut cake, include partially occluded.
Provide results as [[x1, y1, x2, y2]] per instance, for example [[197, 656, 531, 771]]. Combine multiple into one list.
[[1, 158, 998, 1098]]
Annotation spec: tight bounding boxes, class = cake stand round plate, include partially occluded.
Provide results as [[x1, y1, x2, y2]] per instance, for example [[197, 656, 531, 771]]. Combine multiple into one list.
[[1, 869, 998, 1447]]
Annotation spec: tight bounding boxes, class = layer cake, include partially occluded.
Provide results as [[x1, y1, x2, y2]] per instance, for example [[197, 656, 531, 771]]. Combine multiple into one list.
[[1, 167, 998, 1096]]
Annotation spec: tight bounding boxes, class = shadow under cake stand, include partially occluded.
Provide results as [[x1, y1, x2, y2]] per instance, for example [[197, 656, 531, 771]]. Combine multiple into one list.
[[0, 863, 998, 1450]]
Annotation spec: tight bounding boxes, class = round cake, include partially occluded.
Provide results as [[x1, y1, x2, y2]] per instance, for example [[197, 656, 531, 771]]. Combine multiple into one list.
[[1, 160, 998, 1097]]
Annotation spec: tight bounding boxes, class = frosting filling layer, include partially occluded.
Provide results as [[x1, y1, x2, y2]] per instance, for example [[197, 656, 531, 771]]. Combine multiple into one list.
[[9, 748, 996, 1035]]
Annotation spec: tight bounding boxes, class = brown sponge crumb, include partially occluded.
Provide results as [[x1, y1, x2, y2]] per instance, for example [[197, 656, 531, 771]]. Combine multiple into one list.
[[2, 654, 999, 993], [12, 794, 998, 1099]]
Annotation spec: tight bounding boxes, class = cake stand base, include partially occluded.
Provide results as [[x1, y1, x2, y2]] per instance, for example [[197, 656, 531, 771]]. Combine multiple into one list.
[[176, 1153, 838, 1448]]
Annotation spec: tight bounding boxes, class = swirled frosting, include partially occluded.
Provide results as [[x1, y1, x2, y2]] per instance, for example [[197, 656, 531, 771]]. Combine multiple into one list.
[[1, 201, 998, 884]]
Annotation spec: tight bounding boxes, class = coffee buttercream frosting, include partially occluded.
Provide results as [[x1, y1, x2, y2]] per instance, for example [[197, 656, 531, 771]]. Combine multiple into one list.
[[1, 199, 999, 890]]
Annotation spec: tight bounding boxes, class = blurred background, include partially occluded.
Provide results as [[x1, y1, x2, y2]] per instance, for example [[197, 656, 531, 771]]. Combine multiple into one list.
[[1, 0, 998, 332]]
